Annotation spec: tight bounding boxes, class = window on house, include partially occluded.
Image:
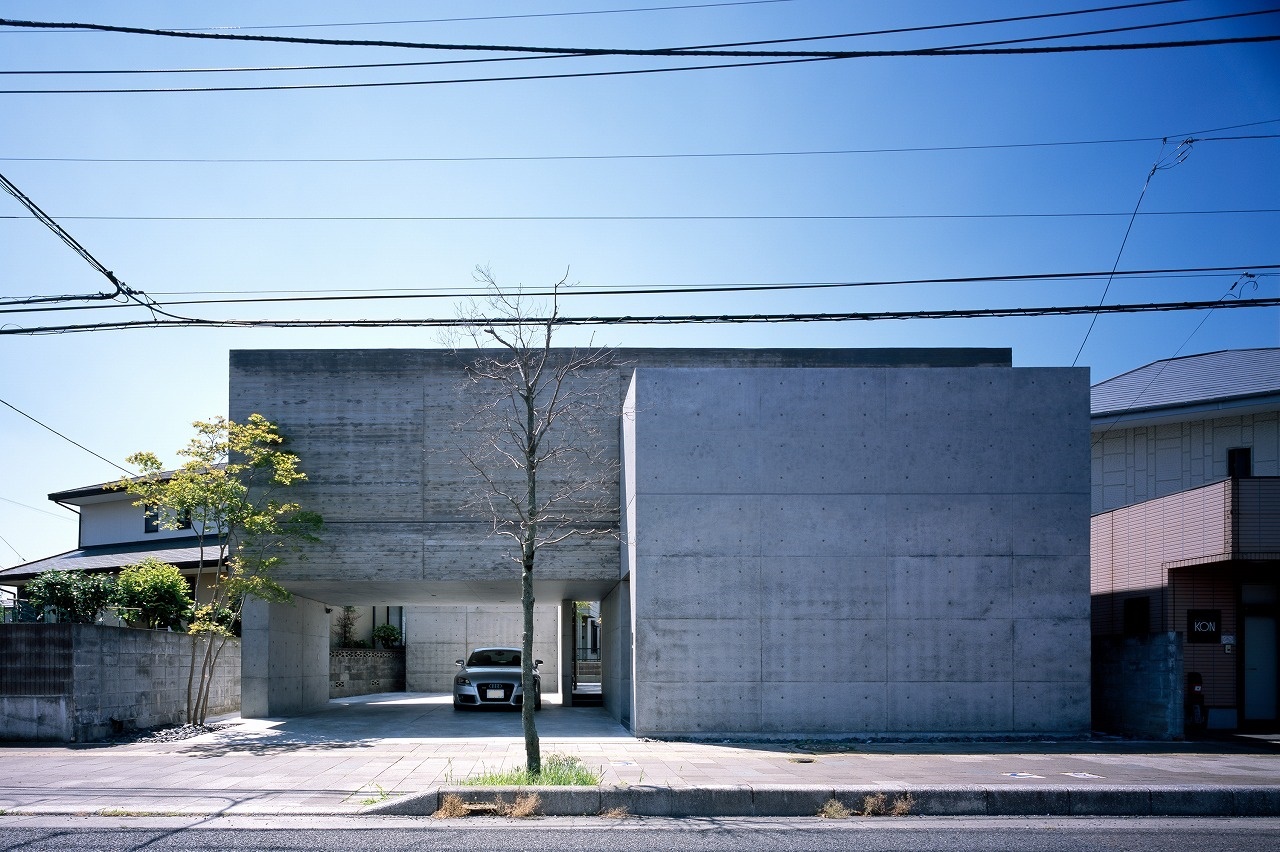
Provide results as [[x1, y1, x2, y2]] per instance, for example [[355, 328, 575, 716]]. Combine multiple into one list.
[[1227, 447, 1253, 478], [1123, 596, 1150, 637], [144, 506, 192, 534]]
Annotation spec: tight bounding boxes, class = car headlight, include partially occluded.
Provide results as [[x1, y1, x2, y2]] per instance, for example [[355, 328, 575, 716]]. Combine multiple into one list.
[[455, 676, 471, 686]]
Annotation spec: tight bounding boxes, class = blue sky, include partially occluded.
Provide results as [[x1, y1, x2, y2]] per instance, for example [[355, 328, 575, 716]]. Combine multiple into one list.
[[1, 0, 1278, 569]]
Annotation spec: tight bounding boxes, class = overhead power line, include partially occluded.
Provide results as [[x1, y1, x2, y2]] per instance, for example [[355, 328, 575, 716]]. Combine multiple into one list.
[[0, 5, 1224, 58], [0, 1, 1213, 75], [6, 33, 1280, 93], [0, 396, 132, 474], [5, 264, 1276, 316], [2, 296, 1276, 336], [3, 121, 1276, 163], [0, 1, 802, 34], [3, 208, 1276, 222]]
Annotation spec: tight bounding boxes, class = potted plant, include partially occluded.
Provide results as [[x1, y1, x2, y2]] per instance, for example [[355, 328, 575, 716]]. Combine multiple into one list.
[[372, 623, 402, 649]]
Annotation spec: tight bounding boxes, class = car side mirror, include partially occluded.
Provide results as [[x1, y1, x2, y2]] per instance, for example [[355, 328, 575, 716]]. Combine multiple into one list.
[[455, 660, 463, 666], [535, 659, 544, 667]]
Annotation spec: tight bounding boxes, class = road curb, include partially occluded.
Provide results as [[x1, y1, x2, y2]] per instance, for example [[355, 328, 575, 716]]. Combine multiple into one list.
[[363, 784, 1280, 818]]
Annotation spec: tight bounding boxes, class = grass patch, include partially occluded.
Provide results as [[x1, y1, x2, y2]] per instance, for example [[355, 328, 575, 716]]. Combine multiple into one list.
[[459, 753, 602, 786]]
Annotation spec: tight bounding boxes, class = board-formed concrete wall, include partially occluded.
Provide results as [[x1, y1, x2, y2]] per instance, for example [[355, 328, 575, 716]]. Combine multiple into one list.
[[622, 366, 1091, 737]]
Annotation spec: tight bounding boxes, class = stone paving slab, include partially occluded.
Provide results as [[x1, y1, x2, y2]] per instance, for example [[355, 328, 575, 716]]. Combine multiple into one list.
[[1, 693, 1277, 818]]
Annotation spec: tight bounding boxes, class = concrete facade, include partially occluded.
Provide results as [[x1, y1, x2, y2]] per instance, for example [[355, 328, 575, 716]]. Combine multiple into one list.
[[619, 366, 1091, 737], [228, 347, 1090, 734]]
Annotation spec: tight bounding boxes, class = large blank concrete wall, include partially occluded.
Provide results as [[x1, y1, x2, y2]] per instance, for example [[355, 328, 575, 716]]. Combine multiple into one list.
[[405, 604, 560, 692], [623, 366, 1091, 737]]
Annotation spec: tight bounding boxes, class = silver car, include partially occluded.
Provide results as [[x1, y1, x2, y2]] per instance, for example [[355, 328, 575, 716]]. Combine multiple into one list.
[[453, 647, 542, 710]]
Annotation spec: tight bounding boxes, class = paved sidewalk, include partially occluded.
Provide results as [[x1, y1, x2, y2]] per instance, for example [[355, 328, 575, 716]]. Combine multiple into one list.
[[1, 693, 1277, 817]]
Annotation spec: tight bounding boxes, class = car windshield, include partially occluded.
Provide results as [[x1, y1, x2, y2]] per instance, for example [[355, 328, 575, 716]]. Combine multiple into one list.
[[467, 649, 520, 668]]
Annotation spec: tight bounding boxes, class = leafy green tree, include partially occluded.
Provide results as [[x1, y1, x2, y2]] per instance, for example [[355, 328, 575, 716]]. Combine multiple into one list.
[[23, 569, 114, 624], [115, 414, 323, 725], [113, 557, 193, 630]]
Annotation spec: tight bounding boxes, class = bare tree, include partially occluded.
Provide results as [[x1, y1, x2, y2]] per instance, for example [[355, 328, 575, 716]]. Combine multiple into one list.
[[450, 267, 619, 775]]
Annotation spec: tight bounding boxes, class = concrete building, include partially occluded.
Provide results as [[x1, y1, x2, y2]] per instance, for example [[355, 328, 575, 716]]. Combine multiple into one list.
[[230, 347, 1091, 737], [1090, 348, 1280, 734]]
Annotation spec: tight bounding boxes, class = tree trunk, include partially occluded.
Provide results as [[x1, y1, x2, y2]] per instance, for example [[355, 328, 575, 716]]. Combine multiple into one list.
[[521, 555, 540, 776]]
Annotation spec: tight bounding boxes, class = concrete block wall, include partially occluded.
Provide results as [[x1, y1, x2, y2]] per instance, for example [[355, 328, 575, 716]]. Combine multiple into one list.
[[241, 595, 329, 717], [622, 366, 1092, 737], [1092, 633, 1184, 739], [0, 624, 239, 742], [330, 649, 405, 698], [404, 604, 560, 692]]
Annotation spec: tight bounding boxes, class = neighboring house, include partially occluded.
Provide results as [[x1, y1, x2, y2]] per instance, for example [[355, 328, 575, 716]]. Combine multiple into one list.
[[1090, 348, 1280, 733], [0, 479, 224, 608], [230, 347, 1092, 738]]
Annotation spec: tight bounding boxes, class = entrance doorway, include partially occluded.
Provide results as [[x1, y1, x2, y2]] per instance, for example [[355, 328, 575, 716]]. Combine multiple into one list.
[[1242, 584, 1279, 725]]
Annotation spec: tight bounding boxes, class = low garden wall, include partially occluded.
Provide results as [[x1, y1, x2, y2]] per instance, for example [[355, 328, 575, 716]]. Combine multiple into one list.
[[0, 623, 240, 742], [330, 648, 405, 698]]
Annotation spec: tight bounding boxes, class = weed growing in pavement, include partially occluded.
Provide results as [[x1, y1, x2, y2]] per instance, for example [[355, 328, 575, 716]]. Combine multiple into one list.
[[861, 793, 888, 816], [434, 793, 470, 819], [599, 805, 631, 819], [817, 799, 852, 819], [359, 783, 391, 805], [502, 792, 541, 818], [459, 753, 602, 786], [890, 793, 915, 816], [432, 791, 542, 819]]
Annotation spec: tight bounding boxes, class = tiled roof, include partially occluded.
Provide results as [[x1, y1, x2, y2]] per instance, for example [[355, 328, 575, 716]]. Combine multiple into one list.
[[1091, 348, 1280, 416], [0, 537, 221, 584]]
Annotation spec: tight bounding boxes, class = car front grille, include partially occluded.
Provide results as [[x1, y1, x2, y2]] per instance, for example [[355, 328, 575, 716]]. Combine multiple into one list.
[[477, 682, 514, 703]]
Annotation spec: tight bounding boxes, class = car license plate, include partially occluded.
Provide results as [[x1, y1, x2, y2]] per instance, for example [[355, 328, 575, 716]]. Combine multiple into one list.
[[486, 688, 505, 699]]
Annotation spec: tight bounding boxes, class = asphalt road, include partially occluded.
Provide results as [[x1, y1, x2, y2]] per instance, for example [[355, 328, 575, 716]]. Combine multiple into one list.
[[1, 817, 1279, 852]]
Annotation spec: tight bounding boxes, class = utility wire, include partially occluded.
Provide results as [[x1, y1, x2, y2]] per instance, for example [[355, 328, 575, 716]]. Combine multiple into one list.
[[0, 170, 124, 303], [0, 1, 1208, 75], [1, 1, 802, 34], [3, 208, 1275, 222], [1072, 137, 1194, 366], [6, 34, 1280, 93], [0, 5, 1215, 58], [2, 296, 1276, 336], [0, 14, 1275, 59], [1089, 273, 1264, 446], [0, 495, 76, 521], [5, 265, 1277, 315], [3, 124, 1276, 163], [0, 397, 132, 475]]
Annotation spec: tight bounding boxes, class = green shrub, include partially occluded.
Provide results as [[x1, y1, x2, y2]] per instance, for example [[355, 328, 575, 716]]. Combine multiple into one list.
[[372, 623, 402, 649], [23, 570, 115, 624], [114, 558, 194, 630]]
